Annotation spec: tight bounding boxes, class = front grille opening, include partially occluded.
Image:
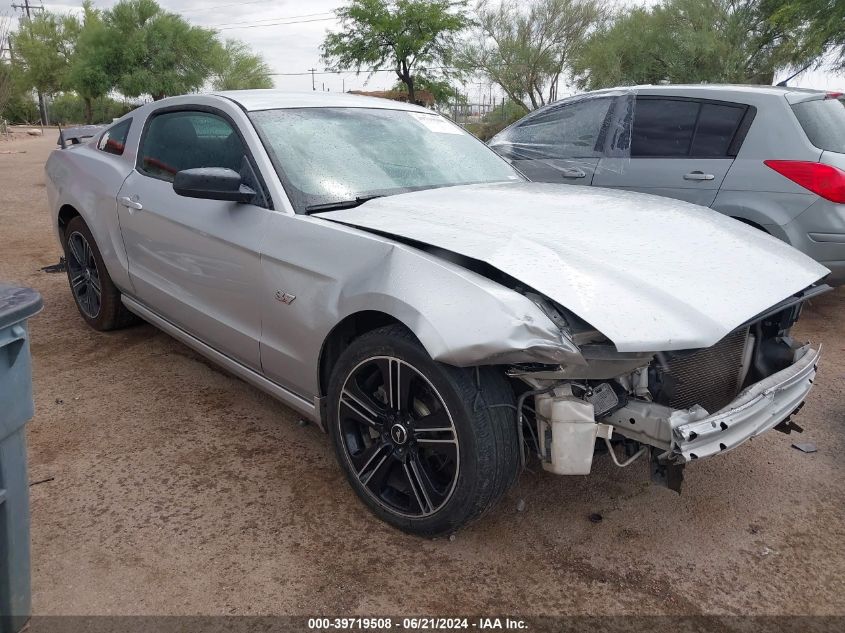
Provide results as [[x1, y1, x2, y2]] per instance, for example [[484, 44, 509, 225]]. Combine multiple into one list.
[[650, 328, 751, 414]]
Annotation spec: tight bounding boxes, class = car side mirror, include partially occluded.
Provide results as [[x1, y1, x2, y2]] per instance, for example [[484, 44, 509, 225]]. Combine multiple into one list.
[[173, 167, 255, 203]]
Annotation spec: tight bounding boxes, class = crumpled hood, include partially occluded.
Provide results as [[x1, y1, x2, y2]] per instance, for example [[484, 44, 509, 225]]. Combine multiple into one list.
[[318, 182, 829, 352]]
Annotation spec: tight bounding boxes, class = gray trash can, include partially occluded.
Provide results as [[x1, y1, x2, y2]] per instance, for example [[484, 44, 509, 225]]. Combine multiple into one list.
[[0, 283, 42, 633]]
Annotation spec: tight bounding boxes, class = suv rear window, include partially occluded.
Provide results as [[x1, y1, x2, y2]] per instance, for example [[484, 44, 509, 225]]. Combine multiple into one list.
[[792, 97, 845, 153]]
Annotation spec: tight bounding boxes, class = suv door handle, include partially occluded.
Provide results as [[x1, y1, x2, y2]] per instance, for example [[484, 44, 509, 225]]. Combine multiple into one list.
[[683, 171, 715, 181], [118, 195, 143, 211], [560, 167, 586, 179]]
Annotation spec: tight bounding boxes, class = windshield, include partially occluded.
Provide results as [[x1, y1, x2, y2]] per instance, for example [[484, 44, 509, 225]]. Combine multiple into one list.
[[792, 97, 845, 154], [249, 107, 523, 211]]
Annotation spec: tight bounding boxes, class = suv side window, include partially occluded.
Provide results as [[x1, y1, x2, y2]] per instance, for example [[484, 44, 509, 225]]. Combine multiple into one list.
[[138, 110, 247, 182], [497, 97, 614, 159], [632, 98, 698, 157], [632, 97, 748, 158], [690, 103, 746, 157], [97, 119, 132, 156]]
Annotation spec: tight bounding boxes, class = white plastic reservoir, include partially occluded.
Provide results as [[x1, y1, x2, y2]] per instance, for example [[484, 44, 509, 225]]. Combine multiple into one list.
[[536, 388, 599, 475]]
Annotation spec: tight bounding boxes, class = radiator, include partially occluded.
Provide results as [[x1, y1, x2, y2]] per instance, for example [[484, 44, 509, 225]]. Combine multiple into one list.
[[659, 328, 751, 414]]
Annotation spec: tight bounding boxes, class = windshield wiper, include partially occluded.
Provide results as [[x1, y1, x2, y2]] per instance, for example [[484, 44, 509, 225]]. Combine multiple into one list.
[[305, 195, 385, 213]]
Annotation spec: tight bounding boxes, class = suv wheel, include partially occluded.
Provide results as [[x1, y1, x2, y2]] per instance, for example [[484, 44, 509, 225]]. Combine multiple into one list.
[[327, 325, 520, 536]]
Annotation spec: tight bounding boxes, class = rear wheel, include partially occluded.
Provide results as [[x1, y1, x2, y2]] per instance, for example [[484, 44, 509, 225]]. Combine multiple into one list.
[[327, 325, 520, 536], [63, 215, 136, 331]]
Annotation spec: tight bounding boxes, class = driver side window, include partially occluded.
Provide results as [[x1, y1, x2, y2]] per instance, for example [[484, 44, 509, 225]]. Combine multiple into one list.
[[138, 111, 247, 182]]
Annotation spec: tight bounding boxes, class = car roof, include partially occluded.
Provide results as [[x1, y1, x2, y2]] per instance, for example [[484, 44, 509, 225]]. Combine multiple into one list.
[[586, 83, 828, 100], [209, 89, 434, 113]]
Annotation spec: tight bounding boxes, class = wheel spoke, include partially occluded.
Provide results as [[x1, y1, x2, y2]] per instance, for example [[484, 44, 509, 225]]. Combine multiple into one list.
[[70, 273, 86, 289], [81, 238, 92, 266], [403, 463, 429, 514], [413, 409, 454, 437], [361, 448, 393, 494], [351, 441, 390, 478], [89, 272, 101, 296], [340, 389, 382, 429], [83, 285, 93, 315], [417, 440, 458, 472], [68, 235, 85, 266], [365, 357, 394, 409], [409, 454, 447, 512], [392, 359, 414, 413], [346, 363, 391, 414]]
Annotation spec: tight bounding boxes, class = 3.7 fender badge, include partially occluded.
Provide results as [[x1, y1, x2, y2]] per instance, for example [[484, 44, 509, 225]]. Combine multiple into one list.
[[274, 290, 296, 305]]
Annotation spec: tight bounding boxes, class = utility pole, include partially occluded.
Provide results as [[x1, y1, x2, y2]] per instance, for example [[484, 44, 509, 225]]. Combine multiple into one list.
[[12, 0, 48, 126], [308, 68, 316, 91]]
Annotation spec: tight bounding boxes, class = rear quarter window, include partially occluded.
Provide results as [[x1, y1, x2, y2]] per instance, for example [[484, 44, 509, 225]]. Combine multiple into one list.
[[792, 98, 845, 153], [97, 119, 132, 156]]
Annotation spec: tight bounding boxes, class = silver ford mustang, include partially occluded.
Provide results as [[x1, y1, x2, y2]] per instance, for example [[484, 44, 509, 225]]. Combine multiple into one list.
[[45, 90, 829, 536]]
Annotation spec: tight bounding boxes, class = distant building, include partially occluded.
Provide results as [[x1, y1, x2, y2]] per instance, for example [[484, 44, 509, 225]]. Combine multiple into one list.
[[348, 89, 436, 108]]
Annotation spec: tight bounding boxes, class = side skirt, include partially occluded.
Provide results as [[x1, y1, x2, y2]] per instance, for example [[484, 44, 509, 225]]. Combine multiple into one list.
[[121, 295, 323, 429]]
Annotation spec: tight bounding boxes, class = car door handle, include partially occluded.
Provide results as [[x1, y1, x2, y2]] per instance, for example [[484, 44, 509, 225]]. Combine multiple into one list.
[[118, 195, 143, 211], [683, 171, 715, 181], [560, 168, 587, 179]]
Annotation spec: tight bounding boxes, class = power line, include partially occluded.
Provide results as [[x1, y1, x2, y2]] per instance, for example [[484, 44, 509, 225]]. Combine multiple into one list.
[[268, 66, 465, 77], [176, 0, 289, 14], [217, 16, 337, 31], [208, 12, 334, 29]]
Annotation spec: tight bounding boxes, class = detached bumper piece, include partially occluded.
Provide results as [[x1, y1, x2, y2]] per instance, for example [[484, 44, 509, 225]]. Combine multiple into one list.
[[671, 345, 820, 462]]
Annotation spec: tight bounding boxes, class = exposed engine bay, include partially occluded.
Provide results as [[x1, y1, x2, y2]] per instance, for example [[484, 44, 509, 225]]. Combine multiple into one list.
[[508, 288, 825, 493]]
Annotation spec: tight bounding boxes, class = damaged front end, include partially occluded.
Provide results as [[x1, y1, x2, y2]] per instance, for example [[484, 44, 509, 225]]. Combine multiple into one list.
[[510, 287, 826, 492]]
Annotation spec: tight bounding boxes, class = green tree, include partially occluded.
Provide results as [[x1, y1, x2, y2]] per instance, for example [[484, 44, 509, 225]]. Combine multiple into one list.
[[10, 10, 80, 123], [103, 0, 220, 100], [390, 75, 459, 105], [67, 1, 113, 124], [763, 0, 845, 74], [573, 0, 794, 90], [458, 0, 604, 113], [322, 0, 470, 105], [212, 39, 273, 91], [1, 14, 14, 122]]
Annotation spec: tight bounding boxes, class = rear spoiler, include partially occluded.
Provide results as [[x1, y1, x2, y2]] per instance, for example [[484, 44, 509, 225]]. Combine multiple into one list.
[[57, 124, 104, 148]]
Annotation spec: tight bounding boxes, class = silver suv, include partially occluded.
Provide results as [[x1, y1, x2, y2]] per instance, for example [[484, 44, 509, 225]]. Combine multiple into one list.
[[490, 85, 845, 285]]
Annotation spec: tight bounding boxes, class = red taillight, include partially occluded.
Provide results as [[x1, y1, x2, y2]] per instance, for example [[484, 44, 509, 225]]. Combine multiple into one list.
[[764, 160, 845, 203], [825, 92, 843, 99]]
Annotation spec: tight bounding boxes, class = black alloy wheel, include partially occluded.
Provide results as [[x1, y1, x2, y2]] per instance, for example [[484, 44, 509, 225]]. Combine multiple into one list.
[[62, 215, 137, 331], [66, 230, 102, 319], [327, 325, 520, 536], [337, 355, 460, 518]]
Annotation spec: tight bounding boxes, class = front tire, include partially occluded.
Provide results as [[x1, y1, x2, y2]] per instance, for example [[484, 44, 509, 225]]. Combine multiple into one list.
[[327, 325, 520, 536], [63, 215, 136, 331]]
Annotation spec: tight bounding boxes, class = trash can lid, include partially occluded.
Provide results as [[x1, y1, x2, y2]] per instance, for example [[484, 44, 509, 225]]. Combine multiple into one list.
[[0, 283, 43, 328]]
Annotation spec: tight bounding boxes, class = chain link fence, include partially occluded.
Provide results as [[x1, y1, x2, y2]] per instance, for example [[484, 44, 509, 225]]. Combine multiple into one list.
[[444, 100, 526, 141]]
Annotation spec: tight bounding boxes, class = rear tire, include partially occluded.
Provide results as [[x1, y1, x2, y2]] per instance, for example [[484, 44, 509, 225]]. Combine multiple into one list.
[[327, 325, 520, 536], [63, 215, 137, 331]]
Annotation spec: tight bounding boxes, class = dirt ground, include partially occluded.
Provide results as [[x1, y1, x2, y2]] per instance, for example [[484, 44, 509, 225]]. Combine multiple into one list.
[[1, 133, 844, 617]]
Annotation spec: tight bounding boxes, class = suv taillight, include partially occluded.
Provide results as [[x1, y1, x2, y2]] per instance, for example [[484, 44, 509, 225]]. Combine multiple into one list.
[[764, 160, 845, 203]]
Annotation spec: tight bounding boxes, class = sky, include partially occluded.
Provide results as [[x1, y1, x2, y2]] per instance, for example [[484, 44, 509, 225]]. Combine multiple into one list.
[[3, 0, 844, 103]]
